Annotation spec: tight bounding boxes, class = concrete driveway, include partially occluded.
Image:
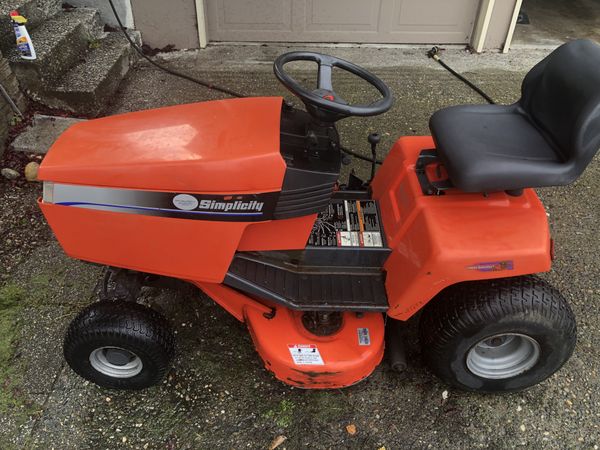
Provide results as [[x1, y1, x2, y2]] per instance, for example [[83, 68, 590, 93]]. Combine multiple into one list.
[[0, 45, 598, 449]]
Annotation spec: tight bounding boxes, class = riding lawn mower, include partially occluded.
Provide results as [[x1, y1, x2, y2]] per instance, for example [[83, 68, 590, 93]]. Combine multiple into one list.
[[37, 39, 599, 393]]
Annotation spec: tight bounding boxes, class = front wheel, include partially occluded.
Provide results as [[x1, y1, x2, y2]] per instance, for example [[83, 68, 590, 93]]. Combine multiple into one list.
[[419, 275, 577, 392], [64, 301, 175, 390]]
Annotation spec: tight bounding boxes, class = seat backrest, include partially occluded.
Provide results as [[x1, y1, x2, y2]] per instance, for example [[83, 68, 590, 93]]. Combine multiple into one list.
[[520, 39, 600, 172]]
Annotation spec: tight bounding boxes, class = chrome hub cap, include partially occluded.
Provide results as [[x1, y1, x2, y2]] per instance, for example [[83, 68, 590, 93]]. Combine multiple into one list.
[[466, 333, 540, 379], [89, 346, 143, 378]]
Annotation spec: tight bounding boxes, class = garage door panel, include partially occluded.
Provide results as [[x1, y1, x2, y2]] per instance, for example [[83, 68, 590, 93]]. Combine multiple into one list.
[[392, 0, 476, 27], [206, 0, 478, 43], [304, 0, 383, 32], [209, 0, 293, 33], [388, 0, 478, 41]]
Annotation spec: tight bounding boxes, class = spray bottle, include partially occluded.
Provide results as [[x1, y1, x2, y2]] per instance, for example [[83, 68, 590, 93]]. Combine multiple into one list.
[[10, 10, 36, 60]]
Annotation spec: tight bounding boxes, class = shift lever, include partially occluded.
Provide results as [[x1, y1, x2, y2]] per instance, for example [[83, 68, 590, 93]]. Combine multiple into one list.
[[368, 133, 381, 182]]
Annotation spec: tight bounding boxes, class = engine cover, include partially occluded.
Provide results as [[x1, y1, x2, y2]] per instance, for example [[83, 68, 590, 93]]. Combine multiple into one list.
[[39, 97, 287, 193]]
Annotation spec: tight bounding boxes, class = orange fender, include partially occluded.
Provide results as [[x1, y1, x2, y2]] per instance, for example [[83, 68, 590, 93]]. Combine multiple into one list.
[[372, 136, 552, 320]]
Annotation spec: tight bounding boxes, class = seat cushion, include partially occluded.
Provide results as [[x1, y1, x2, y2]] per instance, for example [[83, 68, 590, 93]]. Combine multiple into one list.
[[429, 104, 567, 192]]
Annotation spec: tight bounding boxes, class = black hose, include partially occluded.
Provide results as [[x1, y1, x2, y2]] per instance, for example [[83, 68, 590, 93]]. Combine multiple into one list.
[[427, 47, 496, 105], [341, 145, 383, 165], [107, 0, 246, 99]]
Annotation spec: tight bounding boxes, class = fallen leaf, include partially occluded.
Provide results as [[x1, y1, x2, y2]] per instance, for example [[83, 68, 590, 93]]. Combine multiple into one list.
[[268, 435, 287, 450], [346, 424, 357, 435]]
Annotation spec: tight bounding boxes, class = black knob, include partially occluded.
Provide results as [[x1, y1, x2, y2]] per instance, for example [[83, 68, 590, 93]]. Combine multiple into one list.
[[368, 133, 381, 146]]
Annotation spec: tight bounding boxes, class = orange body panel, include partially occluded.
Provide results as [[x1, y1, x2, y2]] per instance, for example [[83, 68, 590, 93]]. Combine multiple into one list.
[[372, 136, 552, 320], [39, 97, 286, 193], [245, 307, 384, 388], [194, 282, 273, 321], [39, 201, 316, 282], [40, 201, 248, 282], [237, 214, 317, 251], [38, 97, 318, 282]]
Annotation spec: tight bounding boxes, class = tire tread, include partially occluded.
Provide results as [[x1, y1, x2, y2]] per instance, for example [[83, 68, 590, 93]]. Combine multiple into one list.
[[419, 275, 577, 391], [64, 301, 175, 389]]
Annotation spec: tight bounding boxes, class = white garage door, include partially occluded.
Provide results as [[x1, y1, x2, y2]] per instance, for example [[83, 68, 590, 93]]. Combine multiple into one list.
[[206, 0, 480, 44]]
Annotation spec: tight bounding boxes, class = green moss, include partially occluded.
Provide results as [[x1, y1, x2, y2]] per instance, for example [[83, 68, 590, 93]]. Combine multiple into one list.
[[302, 391, 346, 422], [0, 283, 28, 413], [28, 273, 53, 305], [262, 393, 347, 429], [0, 283, 24, 366], [264, 399, 296, 428]]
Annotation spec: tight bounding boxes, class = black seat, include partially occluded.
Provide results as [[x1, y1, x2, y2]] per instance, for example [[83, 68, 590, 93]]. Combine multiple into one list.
[[429, 39, 600, 193]]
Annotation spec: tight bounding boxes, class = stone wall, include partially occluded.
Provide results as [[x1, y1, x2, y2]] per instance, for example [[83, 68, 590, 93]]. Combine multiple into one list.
[[0, 49, 26, 159]]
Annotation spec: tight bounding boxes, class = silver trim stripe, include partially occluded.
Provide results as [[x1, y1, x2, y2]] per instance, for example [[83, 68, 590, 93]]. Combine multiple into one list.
[[42, 182, 279, 222]]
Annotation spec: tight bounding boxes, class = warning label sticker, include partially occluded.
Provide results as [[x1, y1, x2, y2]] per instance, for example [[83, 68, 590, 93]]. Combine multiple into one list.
[[309, 199, 384, 248], [362, 232, 383, 248], [357, 328, 371, 346], [288, 344, 324, 365]]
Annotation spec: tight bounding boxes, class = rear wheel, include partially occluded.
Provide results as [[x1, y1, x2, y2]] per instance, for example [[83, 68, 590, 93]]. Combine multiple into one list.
[[64, 301, 175, 390], [419, 275, 577, 392]]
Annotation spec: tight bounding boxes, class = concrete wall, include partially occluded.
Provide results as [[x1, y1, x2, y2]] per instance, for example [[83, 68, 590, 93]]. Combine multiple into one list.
[[0, 50, 27, 158], [69, 0, 135, 28], [130, 0, 200, 49]]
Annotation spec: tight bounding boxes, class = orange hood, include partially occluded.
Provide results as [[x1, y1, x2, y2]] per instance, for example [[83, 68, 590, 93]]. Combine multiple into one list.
[[39, 97, 286, 194]]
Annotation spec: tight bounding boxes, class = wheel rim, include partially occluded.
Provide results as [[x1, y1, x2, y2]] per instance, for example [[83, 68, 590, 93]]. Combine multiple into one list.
[[89, 346, 143, 378], [466, 333, 540, 380]]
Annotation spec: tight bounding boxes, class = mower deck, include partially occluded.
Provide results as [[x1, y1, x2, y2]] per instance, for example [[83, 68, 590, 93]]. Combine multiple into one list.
[[245, 307, 385, 388]]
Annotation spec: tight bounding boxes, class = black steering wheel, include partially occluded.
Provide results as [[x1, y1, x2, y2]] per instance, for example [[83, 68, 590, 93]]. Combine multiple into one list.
[[274, 51, 394, 122]]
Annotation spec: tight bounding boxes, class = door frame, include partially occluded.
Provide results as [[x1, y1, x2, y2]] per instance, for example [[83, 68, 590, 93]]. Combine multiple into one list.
[[196, 0, 209, 48]]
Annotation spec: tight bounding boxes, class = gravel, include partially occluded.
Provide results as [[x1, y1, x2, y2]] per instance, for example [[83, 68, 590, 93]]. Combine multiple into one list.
[[0, 47, 598, 449], [0, 151, 49, 282]]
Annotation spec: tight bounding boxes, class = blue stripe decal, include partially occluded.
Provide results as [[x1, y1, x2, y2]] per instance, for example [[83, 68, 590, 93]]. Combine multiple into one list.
[[56, 201, 263, 216]]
